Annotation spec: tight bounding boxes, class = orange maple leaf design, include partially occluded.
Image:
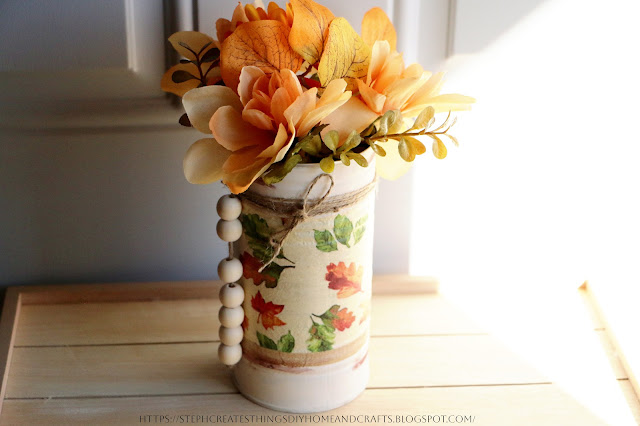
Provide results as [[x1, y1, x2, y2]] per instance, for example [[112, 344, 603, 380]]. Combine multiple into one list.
[[332, 307, 356, 331], [251, 291, 286, 330], [241, 315, 249, 332], [325, 262, 363, 298], [240, 252, 276, 287]]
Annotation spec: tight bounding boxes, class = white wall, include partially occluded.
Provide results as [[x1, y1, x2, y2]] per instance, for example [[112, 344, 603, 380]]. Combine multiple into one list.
[[410, 0, 640, 294]]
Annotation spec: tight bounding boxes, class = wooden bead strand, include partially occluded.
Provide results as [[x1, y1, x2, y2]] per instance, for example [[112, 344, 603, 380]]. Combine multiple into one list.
[[215, 194, 245, 366]]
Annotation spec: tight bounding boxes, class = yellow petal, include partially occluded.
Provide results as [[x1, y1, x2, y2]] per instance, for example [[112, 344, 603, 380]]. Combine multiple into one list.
[[318, 17, 371, 91], [321, 97, 379, 145], [375, 138, 413, 180], [289, 0, 335, 64], [238, 66, 266, 105], [183, 138, 231, 184], [296, 93, 349, 137], [161, 63, 202, 97], [404, 72, 445, 114], [168, 31, 215, 61], [182, 86, 243, 133], [210, 105, 272, 151], [361, 7, 397, 51]]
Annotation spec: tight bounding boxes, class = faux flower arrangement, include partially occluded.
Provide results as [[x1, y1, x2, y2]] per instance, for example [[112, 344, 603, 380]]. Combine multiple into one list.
[[161, 0, 474, 194]]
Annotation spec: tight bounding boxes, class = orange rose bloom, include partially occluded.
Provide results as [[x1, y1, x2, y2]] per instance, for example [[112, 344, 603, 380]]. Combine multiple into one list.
[[182, 66, 351, 194]]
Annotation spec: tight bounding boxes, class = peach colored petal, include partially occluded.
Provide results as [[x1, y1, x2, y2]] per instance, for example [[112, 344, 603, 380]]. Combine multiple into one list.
[[357, 79, 385, 114], [183, 138, 231, 184], [403, 63, 427, 79], [373, 50, 404, 93], [223, 145, 266, 173], [225, 161, 272, 194], [257, 123, 293, 161], [321, 97, 379, 145], [383, 75, 429, 112], [279, 69, 303, 101], [270, 87, 292, 128], [297, 87, 350, 137], [317, 79, 348, 108], [210, 105, 272, 151], [367, 40, 390, 85], [231, 3, 249, 25], [182, 86, 243, 134], [404, 72, 445, 112], [283, 88, 317, 132], [238, 66, 266, 105], [242, 107, 275, 131]]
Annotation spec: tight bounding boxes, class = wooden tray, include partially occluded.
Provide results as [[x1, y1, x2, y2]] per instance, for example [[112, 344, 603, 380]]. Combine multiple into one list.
[[0, 277, 636, 425]]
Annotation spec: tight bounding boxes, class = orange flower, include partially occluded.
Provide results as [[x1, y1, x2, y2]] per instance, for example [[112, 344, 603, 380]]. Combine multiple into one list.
[[216, 1, 293, 44], [325, 262, 363, 298], [182, 66, 350, 193], [358, 41, 475, 118]]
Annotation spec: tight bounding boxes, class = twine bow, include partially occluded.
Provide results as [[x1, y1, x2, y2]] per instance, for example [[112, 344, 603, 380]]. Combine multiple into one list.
[[237, 173, 377, 272]]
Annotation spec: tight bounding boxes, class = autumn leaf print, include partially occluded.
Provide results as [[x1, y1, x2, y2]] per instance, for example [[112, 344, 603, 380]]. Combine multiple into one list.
[[332, 307, 356, 331], [325, 262, 363, 298], [314, 305, 355, 331], [251, 291, 286, 330], [307, 321, 335, 352], [240, 252, 292, 288]]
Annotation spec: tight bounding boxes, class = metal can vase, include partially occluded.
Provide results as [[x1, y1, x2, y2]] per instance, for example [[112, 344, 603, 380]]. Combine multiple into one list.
[[233, 149, 376, 413]]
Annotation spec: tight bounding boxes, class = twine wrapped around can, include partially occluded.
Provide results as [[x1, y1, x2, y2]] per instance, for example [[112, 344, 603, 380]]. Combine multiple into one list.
[[232, 149, 377, 413]]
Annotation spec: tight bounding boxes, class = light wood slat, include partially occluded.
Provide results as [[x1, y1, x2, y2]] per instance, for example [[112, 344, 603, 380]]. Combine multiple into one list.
[[6, 343, 235, 398], [15, 294, 484, 347], [596, 330, 627, 380], [0, 385, 621, 426], [6, 335, 547, 399], [620, 380, 640, 425], [583, 280, 640, 399], [371, 294, 485, 336], [369, 335, 546, 388], [0, 289, 21, 415], [14, 299, 218, 346]]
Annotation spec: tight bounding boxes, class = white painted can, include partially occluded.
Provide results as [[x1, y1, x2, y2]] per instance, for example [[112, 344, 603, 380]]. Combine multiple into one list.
[[233, 149, 376, 412]]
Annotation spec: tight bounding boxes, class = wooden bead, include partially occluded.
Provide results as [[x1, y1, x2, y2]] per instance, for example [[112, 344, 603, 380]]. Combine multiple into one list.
[[219, 325, 244, 346], [217, 257, 243, 283], [216, 219, 242, 242], [216, 195, 242, 221], [218, 343, 242, 366], [219, 283, 245, 308], [218, 306, 244, 328]]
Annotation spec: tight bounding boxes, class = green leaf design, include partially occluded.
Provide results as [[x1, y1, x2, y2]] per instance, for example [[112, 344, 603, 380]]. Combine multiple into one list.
[[261, 263, 294, 289], [353, 227, 365, 244], [333, 215, 353, 247], [257, 331, 277, 350], [316, 305, 340, 328], [276, 330, 295, 353], [314, 230, 338, 252], [307, 322, 335, 352], [355, 215, 368, 228], [240, 214, 270, 243]]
